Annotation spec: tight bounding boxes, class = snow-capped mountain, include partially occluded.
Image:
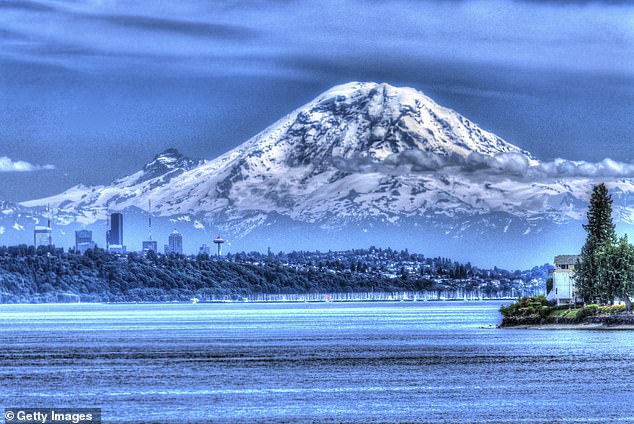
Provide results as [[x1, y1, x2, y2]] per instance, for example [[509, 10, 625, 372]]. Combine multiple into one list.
[[9, 82, 634, 267], [19, 82, 537, 218]]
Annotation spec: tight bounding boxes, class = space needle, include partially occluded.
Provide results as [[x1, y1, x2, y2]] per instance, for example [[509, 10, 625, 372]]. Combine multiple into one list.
[[213, 236, 225, 256]]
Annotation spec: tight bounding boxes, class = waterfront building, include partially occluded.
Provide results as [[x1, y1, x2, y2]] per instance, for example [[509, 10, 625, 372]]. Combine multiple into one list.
[[75, 230, 96, 254], [548, 255, 580, 305]]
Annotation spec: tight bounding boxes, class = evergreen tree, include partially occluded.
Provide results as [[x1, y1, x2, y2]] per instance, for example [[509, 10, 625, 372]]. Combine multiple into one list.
[[576, 183, 617, 302], [595, 242, 619, 304], [607, 235, 634, 312]]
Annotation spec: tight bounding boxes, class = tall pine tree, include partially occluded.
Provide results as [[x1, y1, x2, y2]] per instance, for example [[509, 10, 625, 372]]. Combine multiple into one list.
[[575, 183, 616, 303], [607, 235, 634, 312]]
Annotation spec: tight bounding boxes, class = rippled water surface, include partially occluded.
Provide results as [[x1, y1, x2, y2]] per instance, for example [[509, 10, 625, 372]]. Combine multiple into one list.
[[2, 301, 634, 423]]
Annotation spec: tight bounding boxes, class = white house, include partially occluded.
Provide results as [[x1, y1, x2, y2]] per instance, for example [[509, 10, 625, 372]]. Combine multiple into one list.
[[547, 255, 580, 305]]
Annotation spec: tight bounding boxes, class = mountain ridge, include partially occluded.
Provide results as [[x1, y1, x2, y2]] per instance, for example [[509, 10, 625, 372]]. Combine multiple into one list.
[[6, 81, 634, 267], [20, 82, 545, 223]]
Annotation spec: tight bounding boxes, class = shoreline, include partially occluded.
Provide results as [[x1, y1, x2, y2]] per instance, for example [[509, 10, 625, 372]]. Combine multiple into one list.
[[501, 314, 634, 330], [502, 323, 634, 330], [0, 298, 515, 306]]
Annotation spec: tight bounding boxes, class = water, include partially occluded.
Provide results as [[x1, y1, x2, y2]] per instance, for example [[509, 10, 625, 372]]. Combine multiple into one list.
[[2, 302, 634, 423]]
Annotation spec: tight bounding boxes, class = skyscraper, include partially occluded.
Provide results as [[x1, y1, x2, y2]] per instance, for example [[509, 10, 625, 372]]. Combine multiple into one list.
[[34, 226, 52, 247], [34, 204, 53, 248], [108, 213, 123, 246], [143, 240, 158, 253], [75, 230, 95, 254], [168, 230, 183, 255], [107, 212, 125, 254]]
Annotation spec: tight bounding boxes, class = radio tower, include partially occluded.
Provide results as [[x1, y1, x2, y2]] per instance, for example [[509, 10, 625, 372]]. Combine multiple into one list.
[[142, 200, 158, 253], [148, 200, 152, 241]]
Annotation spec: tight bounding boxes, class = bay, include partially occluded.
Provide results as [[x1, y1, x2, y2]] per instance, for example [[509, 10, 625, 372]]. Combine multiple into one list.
[[2, 302, 634, 423]]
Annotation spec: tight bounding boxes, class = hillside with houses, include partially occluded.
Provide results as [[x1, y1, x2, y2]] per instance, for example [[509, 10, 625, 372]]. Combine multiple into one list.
[[0, 244, 546, 303]]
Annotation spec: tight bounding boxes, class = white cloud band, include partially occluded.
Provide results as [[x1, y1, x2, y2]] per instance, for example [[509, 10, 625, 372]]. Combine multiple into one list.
[[0, 156, 55, 172], [332, 151, 634, 180]]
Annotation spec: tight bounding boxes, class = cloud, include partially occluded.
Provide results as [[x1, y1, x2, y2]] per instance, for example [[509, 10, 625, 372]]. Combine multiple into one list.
[[332, 151, 634, 181], [521, 0, 631, 4], [93, 14, 258, 41], [536, 158, 634, 178], [1, 0, 632, 79], [0, 157, 55, 172], [332, 151, 529, 175], [0, 0, 57, 13]]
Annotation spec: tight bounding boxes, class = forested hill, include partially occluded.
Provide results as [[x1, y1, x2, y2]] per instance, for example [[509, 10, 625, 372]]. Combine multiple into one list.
[[0, 245, 547, 303]]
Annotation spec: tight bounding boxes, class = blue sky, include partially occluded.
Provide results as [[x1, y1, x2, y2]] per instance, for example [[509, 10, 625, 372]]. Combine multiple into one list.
[[1, 0, 633, 201]]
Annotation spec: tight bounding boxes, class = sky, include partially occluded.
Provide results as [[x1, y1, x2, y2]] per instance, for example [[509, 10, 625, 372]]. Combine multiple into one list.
[[0, 0, 633, 202]]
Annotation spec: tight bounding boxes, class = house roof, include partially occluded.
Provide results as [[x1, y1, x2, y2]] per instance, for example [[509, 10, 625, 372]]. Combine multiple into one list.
[[554, 255, 580, 265]]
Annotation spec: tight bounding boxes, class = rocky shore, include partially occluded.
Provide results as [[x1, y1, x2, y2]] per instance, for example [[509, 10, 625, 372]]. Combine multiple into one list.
[[501, 313, 634, 329]]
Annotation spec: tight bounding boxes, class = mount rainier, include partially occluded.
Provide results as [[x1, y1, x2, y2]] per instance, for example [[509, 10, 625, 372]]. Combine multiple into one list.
[[6, 82, 634, 267]]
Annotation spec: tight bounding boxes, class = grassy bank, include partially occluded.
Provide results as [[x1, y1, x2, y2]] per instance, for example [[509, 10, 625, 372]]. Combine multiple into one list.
[[500, 296, 633, 327]]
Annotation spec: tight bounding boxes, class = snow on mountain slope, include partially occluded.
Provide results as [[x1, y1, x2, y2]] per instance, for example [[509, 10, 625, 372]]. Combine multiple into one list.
[[21, 148, 204, 223], [19, 82, 634, 238]]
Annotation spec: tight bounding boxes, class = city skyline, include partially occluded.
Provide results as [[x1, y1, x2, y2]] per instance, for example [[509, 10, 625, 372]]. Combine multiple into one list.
[[30, 210, 218, 256]]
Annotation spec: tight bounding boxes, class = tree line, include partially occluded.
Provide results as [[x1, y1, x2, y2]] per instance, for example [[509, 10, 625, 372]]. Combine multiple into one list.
[[0, 246, 441, 303]]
